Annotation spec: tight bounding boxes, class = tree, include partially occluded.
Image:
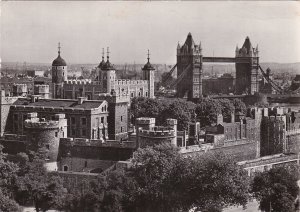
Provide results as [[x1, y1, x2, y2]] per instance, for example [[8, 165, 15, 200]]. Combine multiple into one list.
[[0, 190, 20, 212], [218, 99, 235, 122], [232, 99, 247, 114], [195, 98, 222, 126], [15, 159, 67, 212], [161, 99, 195, 130], [124, 144, 250, 212], [0, 145, 21, 211], [251, 167, 299, 212]]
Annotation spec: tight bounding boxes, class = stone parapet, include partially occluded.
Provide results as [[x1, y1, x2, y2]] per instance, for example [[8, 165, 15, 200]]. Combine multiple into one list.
[[60, 138, 136, 148], [24, 119, 60, 129], [138, 129, 176, 138]]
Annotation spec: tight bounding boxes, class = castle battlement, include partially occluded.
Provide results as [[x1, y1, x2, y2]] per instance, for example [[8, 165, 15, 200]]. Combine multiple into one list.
[[136, 117, 156, 125], [138, 128, 176, 138], [65, 79, 94, 85], [24, 119, 60, 129], [115, 79, 148, 86], [60, 137, 136, 148]]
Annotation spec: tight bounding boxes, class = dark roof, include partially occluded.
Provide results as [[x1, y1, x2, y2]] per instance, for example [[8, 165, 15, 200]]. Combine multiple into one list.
[[97, 58, 106, 69], [102, 60, 114, 70], [241, 36, 253, 54], [142, 61, 155, 70], [52, 55, 67, 66], [13, 98, 104, 110], [184, 32, 196, 48]]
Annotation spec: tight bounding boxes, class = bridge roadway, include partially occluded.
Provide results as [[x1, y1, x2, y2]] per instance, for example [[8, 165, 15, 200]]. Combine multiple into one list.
[[202, 57, 254, 63]]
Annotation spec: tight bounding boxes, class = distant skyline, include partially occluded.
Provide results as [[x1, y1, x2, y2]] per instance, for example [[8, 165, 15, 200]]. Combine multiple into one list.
[[1, 1, 300, 64]]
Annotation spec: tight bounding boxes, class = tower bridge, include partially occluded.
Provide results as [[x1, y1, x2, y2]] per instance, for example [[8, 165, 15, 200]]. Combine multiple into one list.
[[162, 33, 284, 101]]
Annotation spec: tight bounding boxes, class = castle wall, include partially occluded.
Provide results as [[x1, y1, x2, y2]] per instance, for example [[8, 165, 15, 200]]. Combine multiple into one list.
[[24, 113, 67, 162], [0, 91, 19, 136]]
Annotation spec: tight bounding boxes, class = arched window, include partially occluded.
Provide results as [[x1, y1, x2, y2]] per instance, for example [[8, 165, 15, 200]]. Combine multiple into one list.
[[63, 165, 68, 171]]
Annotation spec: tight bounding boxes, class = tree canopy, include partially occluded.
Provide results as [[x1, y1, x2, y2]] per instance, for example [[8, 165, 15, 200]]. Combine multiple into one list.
[[251, 167, 299, 212]]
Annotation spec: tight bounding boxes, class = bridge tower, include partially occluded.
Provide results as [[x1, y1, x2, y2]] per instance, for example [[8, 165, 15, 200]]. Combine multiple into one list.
[[235, 37, 259, 95], [176, 33, 203, 100]]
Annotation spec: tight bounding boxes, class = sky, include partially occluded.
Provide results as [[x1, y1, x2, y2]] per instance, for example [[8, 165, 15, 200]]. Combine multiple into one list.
[[1, 1, 300, 64]]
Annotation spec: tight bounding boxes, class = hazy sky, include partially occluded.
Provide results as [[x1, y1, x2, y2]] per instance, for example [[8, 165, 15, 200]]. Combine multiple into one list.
[[1, 1, 300, 64]]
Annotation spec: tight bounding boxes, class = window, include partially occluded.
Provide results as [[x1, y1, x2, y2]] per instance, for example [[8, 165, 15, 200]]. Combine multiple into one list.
[[55, 132, 58, 137], [145, 92, 148, 97], [121, 116, 123, 122], [63, 166, 68, 171], [121, 127, 123, 133], [71, 117, 76, 125], [101, 117, 104, 124], [81, 117, 87, 126], [82, 129, 86, 137], [131, 93, 134, 97], [84, 161, 88, 168], [71, 129, 76, 137], [46, 144, 50, 150]]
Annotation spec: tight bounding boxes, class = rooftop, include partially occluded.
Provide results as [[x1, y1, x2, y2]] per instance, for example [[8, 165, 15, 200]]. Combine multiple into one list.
[[13, 98, 105, 110]]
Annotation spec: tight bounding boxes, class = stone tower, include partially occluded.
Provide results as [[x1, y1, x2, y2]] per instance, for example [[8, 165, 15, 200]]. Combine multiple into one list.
[[142, 50, 155, 98], [177, 33, 203, 100], [99, 47, 116, 93], [52, 42, 67, 98], [24, 113, 67, 170], [235, 37, 259, 95]]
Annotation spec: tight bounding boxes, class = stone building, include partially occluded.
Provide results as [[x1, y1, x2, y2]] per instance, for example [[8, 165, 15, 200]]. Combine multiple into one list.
[[24, 112, 67, 170], [57, 138, 136, 173], [53, 46, 155, 101], [202, 73, 235, 95], [176, 33, 203, 99], [134, 117, 186, 148], [8, 96, 109, 140], [235, 37, 259, 95]]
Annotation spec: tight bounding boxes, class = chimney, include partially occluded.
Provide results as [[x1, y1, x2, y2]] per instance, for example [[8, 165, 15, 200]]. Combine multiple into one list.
[[78, 97, 87, 105], [31, 95, 41, 103]]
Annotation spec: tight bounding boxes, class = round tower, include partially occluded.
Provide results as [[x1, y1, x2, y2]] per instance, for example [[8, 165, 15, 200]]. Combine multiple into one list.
[[52, 42, 67, 83], [142, 50, 155, 98], [25, 113, 67, 170]]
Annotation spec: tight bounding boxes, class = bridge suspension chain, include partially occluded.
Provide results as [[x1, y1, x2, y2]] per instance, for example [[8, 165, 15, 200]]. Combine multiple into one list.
[[258, 65, 286, 94], [161, 64, 177, 86], [168, 64, 192, 88]]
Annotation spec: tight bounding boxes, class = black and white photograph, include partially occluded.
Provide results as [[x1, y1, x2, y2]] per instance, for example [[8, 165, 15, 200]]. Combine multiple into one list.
[[0, 1, 300, 212]]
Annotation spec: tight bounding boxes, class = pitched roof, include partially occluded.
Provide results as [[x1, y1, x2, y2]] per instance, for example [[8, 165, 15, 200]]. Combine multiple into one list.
[[184, 32, 196, 48], [241, 36, 253, 54]]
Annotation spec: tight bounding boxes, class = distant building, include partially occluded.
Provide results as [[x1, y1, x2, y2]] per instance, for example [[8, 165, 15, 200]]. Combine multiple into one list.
[[52, 46, 155, 101], [202, 73, 234, 95], [26, 70, 44, 77]]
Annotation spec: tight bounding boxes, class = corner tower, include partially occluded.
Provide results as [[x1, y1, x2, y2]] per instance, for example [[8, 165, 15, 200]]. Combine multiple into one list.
[[176, 33, 203, 100], [142, 50, 155, 98], [52, 43, 67, 98], [235, 37, 259, 95], [99, 47, 116, 93]]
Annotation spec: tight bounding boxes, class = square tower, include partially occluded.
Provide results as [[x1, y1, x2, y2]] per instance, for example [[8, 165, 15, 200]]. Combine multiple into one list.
[[176, 33, 203, 100]]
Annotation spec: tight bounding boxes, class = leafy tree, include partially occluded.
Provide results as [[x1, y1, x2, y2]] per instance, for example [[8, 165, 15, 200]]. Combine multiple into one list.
[[0, 190, 21, 212], [218, 99, 235, 122], [251, 167, 299, 212], [0, 145, 20, 211], [124, 144, 250, 212], [232, 98, 247, 114], [161, 99, 195, 130], [195, 98, 222, 126], [15, 159, 67, 212]]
